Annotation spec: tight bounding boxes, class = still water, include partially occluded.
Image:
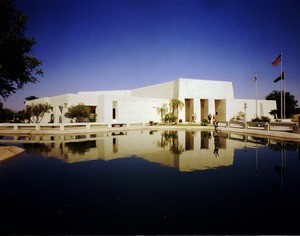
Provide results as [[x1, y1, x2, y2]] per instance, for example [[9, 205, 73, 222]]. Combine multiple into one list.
[[0, 130, 299, 234]]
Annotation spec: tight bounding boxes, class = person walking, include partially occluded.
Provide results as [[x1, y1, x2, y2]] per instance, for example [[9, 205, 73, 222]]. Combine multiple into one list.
[[191, 113, 195, 122], [208, 113, 212, 123]]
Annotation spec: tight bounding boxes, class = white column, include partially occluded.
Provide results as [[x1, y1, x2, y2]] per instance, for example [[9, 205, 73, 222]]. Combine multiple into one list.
[[193, 99, 200, 122], [208, 99, 215, 119]]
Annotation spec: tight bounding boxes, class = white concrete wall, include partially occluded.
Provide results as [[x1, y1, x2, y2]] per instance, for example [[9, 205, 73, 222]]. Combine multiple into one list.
[[66, 94, 98, 106], [96, 95, 106, 122], [177, 78, 234, 99], [78, 90, 131, 96], [131, 80, 175, 99], [228, 99, 276, 121], [100, 95, 169, 123]]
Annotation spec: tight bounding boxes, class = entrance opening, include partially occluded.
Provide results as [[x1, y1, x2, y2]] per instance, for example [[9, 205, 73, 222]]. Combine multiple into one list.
[[112, 101, 118, 120], [200, 99, 208, 121], [215, 99, 226, 121], [112, 109, 116, 119], [185, 99, 193, 122]]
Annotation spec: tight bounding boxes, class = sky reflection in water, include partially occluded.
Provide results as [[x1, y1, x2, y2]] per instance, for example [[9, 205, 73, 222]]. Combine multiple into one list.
[[0, 130, 299, 235]]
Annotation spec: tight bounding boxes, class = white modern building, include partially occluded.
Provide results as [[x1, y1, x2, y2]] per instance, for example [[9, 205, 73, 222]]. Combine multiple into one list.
[[25, 78, 276, 124]]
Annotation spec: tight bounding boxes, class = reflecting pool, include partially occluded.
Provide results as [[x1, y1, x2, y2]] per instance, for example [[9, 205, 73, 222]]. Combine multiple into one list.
[[0, 130, 300, 234]]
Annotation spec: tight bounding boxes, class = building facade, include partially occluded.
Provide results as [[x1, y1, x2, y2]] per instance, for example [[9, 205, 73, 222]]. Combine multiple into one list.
[[25, 78, 276, 124]]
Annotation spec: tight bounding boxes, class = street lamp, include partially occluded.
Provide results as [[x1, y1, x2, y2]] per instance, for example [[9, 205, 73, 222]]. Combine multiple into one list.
[[244, 102, 247, 121]]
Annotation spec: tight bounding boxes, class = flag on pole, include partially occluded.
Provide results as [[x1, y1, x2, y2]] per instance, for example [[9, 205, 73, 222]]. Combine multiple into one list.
[[274, 71, 285, 83], [271, 54, 281, 66], [253, 75, 257, 83]]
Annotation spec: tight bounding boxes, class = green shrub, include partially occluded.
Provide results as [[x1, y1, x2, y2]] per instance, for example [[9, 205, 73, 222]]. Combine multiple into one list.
[[251, 117, 260, 122], [163, 113, 177, 124], [65, 103, 90, 122], [251, 116, 270, 122], [260, 116, 270, 122], [201, 118, 209, 126], [89, 114, 97, 122]]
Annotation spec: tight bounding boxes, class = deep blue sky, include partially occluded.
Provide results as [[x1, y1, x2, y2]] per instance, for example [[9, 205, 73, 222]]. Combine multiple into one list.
[[4, 0, 300, 111]]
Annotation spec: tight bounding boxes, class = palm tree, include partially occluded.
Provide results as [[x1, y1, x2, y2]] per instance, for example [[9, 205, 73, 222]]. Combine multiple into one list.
[[169, 98, 184, 117], [156, 103, 168, 122]]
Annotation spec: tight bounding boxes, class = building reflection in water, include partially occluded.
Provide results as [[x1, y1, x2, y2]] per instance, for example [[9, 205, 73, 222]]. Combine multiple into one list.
[[0, 131, 298, 172]]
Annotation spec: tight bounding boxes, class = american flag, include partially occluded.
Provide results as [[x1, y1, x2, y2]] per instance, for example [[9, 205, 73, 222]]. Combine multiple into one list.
[[271, 54, 281, 66]]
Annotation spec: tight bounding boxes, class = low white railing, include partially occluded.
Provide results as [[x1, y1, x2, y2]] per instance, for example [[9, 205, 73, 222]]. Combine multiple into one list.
[[0, 121, 297, 133], [216, 121, 297, 133]]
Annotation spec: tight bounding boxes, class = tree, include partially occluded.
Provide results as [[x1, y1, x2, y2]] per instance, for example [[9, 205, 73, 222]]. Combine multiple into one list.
[[266, 90, 298, 119], [0, 0, 43, 101], [25, 102, 52, 123], [65, 103, 91, 122], [25, 95, 39, 102], [169, 99, 184, 123], [156, 103, 168, 122], [0, 102, 14, 122], [14, 109, 27, 123], [269, 109, 278, 119]]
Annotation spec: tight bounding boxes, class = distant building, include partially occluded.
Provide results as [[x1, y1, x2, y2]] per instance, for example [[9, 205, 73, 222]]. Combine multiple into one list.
[[25, 78, 276, 124]]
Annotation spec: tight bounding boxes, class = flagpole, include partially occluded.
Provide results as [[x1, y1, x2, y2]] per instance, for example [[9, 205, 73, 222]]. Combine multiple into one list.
[[255, 73, 258, 117], [280, 52, 283, 120], [283, 71, 286, 119], [272, 53, 284, 120], [282, 53, 285, 119]]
